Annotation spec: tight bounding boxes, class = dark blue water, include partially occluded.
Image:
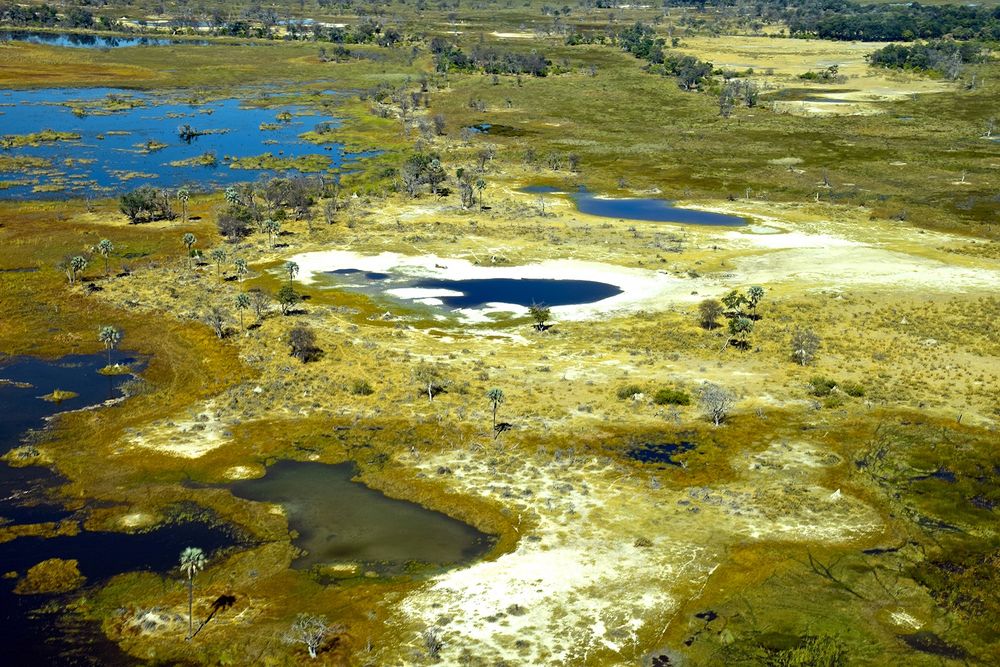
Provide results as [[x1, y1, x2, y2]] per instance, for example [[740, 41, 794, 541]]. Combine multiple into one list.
[[230, 460, 493, 571], [0, 353, 239, 665], [412, 278, 622, 309], [0, 87, 361, 199], [518, 185, 746, 226], [573, 188, 744, 226], [0, 521, 236, 666], [329, 268, 390, 280], [0, 353, 139, 524], [627, 441, 697, 466], [0, 30, 211, 48], [520, 185, 562, 194]]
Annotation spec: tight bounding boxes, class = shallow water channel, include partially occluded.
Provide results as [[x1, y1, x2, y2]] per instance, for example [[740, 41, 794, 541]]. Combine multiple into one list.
[[0, 87, 362, 199], [0, 30, 213, 48]]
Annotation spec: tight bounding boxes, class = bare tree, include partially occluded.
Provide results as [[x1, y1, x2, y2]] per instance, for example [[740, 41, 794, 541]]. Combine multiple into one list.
[[698, 298, 724, 330], [288, 325, 320, 362], [205, 307, 227, 339], [791, 328, 821, 365], [413, 364, 446, 401], [282, 613, 339, 659], [699, 383, 735, 426]]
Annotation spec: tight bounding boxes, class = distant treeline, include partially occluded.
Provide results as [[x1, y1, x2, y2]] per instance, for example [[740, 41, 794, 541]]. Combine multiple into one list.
[[617, 22, 713, 90], [639, 0, 1000, 42], [0, 3, 114, 30], [431, 38, 550, 76], [867, 40, 989, 77]]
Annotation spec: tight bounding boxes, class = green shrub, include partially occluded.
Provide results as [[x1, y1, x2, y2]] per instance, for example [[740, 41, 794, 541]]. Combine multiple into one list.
[[616, 384, 644, 400], [351, 379, 374, 396], [841, 382, 865, 397], [653, 387, 691, 406], [809, 376, 837, 397]]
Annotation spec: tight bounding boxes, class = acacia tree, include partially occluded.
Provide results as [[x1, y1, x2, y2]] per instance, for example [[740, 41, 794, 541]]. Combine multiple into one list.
[[98, 325, 122, 366], [721, 289, 747, 315], [97, 238, 113, 276], [179, 547, 206, 640], [282, 613, 336, 659], [728, 316, 754, 349], [182, 233, 197, 268], [487, 387, 504, 428], [699, 383, 735, 426], [414, 364, 445, 402], [528, 303, 551, 331], [277, 284, 299, 315], [698, 298, 724, 330]]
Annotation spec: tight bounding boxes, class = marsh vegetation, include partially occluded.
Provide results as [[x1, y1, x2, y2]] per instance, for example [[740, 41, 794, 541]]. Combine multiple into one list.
[[0, 0, 998, 665]]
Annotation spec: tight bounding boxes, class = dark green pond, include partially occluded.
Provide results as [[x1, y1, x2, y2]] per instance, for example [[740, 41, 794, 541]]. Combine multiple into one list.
[[230, 460, 494, 571]]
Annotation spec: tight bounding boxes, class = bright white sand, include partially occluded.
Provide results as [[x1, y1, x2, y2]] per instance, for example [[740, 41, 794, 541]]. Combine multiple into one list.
[[287, 249, 698, 321]]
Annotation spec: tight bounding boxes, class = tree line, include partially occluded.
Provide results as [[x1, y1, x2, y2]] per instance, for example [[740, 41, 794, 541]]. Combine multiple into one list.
[[431, 38, 551, 77]]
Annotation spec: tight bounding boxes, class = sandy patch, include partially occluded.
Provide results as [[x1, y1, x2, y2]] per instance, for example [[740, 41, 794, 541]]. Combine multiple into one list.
[[383, 442, 879, 665], [490, 31, 535, 39], [127, 400, 230, 458], [734, 246, 1000, 292]]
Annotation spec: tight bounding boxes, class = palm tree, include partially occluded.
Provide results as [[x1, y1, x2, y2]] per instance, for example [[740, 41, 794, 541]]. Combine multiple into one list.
[[67, 255, 88, 285], [210, 248, 227, 277], [179, 546, 206, 640], [746, 285, 765, 316], [98, 325, 122, 366], [235, 292, 251, 330], [234, 258, 248, 283], [264, 219, 280, 247], [284, 261, 299, 286], [476, 178, 486, 208], [182, 233, 197, 268], [177, 187, 190, 223], [487, 388, 504, 428], [97, 239, 113, 276]]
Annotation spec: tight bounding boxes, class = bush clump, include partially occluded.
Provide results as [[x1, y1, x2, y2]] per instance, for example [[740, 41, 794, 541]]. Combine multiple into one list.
[[809, 376, 838, 397], [653, 387, 691, 406], [351, 379, 374, 396], [616, 384, 644, 400]]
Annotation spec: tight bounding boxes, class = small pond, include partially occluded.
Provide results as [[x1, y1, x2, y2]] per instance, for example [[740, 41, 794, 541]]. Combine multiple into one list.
[[0, 87, 365, 199], [410, 277, 622, 309], [521, 185, 746, 226], [465, 123, 528, 137], [319, 267, 623, 317], [229, 460, 494, 571], [0, 30, 212, 48], [627, 441, 697, 466]]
